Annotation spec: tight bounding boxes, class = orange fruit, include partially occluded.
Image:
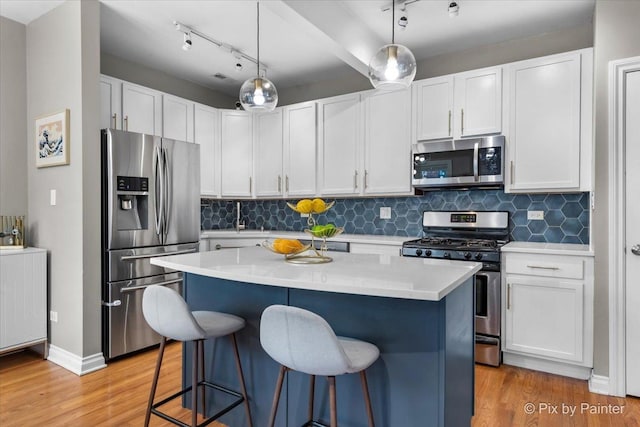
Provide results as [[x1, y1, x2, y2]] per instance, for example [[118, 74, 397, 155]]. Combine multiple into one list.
[[273, 239, 304, 254]]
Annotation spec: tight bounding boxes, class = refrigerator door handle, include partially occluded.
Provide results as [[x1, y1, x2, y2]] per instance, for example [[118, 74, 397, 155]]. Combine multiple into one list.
[[162, 147, 171, 239], [120, 278, 183, 293], [154, 145, 164, 237]]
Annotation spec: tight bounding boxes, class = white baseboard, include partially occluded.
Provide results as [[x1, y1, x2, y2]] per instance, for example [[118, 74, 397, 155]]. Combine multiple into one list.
[[503, 353, 592, 380], [47, 344, 107, 376], [588, 374, 610, 395]]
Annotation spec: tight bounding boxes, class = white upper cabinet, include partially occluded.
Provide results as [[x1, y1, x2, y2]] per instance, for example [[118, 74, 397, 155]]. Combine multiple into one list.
[[318, 93, 362, 196], [505, 49, 592, 193], [122, 82, 162, 136], [363, 88, 412, 195], [163, 94, 194, 143], [413, 76, 454, 141], [100, 75, 122, 130], [283, 101, 317, 197], [254, 109, 284, 197], [453, 67, 502, 138], [194, 103, 219, 197], [220, 110, 253, 198]]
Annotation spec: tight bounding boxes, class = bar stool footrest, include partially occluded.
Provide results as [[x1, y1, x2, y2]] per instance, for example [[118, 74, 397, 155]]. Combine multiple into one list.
[[301, 420, 329, 427], [150, 380, 245, 427]]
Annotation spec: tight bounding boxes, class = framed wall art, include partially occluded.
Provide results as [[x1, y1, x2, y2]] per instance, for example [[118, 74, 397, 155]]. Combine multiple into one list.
[[35, 109, 69, 168]]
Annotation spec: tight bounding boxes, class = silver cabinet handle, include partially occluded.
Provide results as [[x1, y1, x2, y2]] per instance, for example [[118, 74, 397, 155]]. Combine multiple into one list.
[[364, 170, 369, 189], [285, 175, 289, 192], [124, 115, 129, 131], [510, 161, 515, 184], [112, 113, 117, 129], [461, 109, 464, 135], [448, 110, 452, 136], [121, 248, 196, 261], [354, 170, 358, 190], [249, 176, 252, 194], [278, 175, 282, 193], [526, 265, 560, 270], [631, 245, 640, 256], [120, 278, 183, 293], [473, 142, 479, 182], [507, 283, 511, 310]]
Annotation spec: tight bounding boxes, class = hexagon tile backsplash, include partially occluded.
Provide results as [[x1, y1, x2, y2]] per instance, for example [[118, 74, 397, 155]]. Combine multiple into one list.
[[201, 190, 590, 244]]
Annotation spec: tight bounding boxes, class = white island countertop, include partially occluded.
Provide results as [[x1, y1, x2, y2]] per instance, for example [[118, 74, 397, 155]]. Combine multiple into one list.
[[151, 246, 482, 301]]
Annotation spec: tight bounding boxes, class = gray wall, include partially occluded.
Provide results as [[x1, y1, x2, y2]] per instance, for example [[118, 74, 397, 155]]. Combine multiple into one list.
[[27, 0, 101, 359], [0, 17, 28, 216], [101, 52, 237, 109], [278, 22, 593, 105], [591, 0, 640, 377]]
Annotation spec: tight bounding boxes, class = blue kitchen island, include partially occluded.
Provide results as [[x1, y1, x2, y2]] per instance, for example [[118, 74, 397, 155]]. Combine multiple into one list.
[[152, 247, 481, 427]]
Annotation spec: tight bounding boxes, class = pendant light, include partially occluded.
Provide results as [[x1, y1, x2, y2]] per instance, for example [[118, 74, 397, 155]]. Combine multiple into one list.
[[368, 0, 416, 89], [239, 1, 278, 111]]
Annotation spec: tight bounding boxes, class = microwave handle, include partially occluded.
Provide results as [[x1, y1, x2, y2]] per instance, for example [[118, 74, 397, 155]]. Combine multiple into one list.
[[473, 142, 479, 182]]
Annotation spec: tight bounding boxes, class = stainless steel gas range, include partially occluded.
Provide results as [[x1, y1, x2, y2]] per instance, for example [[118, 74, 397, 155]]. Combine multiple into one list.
[[402, 211, 509, 366]]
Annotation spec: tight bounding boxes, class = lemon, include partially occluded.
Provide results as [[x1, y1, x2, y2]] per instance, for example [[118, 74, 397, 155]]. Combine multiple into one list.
[[311, 198, 327, 213], [296, 199, 313, 214]]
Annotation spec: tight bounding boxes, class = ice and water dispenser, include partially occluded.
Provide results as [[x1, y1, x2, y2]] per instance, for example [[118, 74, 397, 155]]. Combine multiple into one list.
[[116, 176, 149, 230]]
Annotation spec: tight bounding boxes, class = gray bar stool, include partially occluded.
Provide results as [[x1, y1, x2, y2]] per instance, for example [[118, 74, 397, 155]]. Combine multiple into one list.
[[142, 285, 253, 427], [260, 305, 379, 427]]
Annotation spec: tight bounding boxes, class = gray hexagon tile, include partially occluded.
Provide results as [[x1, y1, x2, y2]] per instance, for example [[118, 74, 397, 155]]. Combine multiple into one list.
[[200, 189, 590, 244]]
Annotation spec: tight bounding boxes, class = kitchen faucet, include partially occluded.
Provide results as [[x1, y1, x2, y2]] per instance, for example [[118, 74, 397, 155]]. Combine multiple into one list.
[[236, 201, 245, 231]]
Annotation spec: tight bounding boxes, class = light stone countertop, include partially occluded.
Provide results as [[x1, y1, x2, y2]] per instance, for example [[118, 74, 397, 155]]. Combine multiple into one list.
[[151, 246, 481, 301], [502, 241, 594, 256], [200, 229, 409, 246]]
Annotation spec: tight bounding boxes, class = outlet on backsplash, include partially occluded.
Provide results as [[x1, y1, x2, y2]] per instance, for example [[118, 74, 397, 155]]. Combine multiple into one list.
[[380, 207, 392, 219], [527, 210, 544, 220]]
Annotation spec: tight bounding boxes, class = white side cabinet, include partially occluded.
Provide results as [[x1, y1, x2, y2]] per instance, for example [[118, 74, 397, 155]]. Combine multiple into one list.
[[163, 94, 194, 143], [283, 101, 317, 197], [220, 110, 253, 198], [505, 49, 593, 193], [194, 103, 219, 197], [100, 75, 122, 130], [122, 82, 163, 136], [0, 248, 47, 356], [362, 88, 412, 195], [318, 93, 362, 196], [254, 109, 284, 198], [502, 245, 594, 379]]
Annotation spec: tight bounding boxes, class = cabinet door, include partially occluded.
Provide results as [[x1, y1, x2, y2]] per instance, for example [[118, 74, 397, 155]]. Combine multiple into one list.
[[122, 82, 162, 136], [318, 94, 361, 196], [0, 251, 47, 350], [100, 75, 122, 130], [284, 102, 316, 197], [363, 89, 412, 195], [220, 111, 253, 197], [507, 53, 581, 191], [254, 110, 284, 197], [194, 104, 219, 197], [454, 67, 502, 138], [413, 76, 453, 141], [163, 94, 194, 143], [505, 275, 584, 362]]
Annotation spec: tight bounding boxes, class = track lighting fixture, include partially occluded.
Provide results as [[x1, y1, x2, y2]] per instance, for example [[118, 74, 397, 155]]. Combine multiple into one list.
[[448, 2, 459, 17], [182, 32, 192, 51]]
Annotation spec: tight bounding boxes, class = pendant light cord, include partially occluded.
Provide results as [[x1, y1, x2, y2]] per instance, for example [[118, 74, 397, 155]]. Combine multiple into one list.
[[391, 0, 395, 44], [256, 1, 260, 77]]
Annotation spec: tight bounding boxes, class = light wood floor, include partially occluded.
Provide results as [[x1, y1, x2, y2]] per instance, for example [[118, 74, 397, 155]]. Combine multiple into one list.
[[1, 342, 638, 426]]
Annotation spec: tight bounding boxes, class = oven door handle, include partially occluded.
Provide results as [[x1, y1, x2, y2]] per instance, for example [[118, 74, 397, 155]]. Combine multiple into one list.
[[473, 141, 479, 182]]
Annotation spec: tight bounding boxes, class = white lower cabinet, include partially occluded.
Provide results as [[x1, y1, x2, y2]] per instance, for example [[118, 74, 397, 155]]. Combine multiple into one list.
[[502, 248, 593, 379], [0, 248, 47, 355]]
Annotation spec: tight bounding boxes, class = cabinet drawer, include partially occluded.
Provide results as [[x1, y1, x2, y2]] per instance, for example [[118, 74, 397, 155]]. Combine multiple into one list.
[[504, 253, 584, 279]]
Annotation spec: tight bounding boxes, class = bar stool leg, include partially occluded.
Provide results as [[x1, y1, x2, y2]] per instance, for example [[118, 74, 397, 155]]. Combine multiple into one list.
[[231, 333, 253, 427], [192, 340, 199, 427], [145, 336, 166, 427], [308, 375, 316, 423], [268, 365, 288, 427], [328, 376, 337, 427], [199, 340, 206, 417], [360, 371, 375, 427]]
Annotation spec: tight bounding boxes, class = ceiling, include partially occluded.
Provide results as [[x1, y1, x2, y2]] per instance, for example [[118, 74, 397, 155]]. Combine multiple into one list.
[[1, 0, 595, 98]]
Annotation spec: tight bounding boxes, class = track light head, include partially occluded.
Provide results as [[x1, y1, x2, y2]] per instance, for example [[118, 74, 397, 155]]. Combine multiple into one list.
[[182, 32, 192, 51], [448, 2, 459, 17]]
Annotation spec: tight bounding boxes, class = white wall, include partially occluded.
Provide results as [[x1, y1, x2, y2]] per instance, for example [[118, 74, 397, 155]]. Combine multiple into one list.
[[591, 0, 640, 377], [26, 0, 101, 360], [0, 17, 28, 216]]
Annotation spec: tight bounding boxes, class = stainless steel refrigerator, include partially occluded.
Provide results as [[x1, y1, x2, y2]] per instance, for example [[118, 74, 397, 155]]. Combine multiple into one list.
[[101, 129, 200, 360]]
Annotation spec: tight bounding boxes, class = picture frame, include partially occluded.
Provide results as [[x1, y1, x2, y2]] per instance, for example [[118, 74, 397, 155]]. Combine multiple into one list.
[[35, 109, 69, 168]]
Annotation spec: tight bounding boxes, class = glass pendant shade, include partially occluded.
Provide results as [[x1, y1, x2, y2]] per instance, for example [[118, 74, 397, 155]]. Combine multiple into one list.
[[369, 43, 416, 89], [239, 76, 278, 111]]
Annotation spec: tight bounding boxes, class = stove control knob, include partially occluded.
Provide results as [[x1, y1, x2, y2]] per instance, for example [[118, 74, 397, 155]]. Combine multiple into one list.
[[464, 252, 472, 260], [475, 253, 483, 260], [415, 249, 423, 256], [443, 252, 451, 259], [425, 250, 432, 257]]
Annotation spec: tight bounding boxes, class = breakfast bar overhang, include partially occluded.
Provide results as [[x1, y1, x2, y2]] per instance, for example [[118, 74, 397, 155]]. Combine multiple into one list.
[[152, 247, 481, 427]]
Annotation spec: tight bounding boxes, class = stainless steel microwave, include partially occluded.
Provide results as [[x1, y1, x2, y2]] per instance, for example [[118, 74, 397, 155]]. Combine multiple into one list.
[[412, 136, 505, 189]]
